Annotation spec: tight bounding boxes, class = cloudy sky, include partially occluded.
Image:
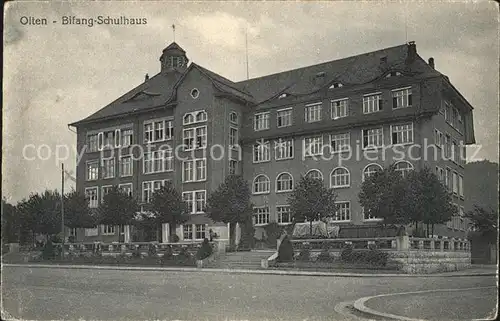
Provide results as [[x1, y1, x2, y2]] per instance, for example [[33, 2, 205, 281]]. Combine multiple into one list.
[[3, 0, 499, 203]]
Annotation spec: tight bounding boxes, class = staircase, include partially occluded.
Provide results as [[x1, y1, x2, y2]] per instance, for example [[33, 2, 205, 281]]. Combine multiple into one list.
[[204, 250, 275, 269]]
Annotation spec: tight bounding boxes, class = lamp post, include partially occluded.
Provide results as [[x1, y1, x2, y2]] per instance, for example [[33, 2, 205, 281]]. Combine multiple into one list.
[[61, 163, 65, 259]]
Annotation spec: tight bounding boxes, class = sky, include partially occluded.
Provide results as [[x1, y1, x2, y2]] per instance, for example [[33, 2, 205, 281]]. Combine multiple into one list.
[[3, 0, 499, 203]]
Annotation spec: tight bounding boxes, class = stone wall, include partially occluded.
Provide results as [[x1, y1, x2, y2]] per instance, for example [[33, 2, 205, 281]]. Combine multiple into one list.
[[389, 251, 471, 274]]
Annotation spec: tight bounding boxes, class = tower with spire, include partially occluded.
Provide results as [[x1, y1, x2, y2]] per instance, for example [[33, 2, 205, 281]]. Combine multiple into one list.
[[159, 42, 189, 73]]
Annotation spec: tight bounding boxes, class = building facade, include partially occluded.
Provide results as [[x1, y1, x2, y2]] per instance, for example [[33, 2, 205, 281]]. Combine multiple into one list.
[[69, 41, 475, 242]]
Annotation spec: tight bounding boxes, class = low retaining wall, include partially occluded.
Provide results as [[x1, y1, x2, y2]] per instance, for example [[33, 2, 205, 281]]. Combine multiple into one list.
[[389, 251, 471, 274]]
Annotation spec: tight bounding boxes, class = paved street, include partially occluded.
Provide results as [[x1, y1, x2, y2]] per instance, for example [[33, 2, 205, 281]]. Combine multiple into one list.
[[2, 266, 497, 321]]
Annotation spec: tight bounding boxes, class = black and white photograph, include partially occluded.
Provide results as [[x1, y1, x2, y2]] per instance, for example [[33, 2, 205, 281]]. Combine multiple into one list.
[[2, 1, 499, 320]]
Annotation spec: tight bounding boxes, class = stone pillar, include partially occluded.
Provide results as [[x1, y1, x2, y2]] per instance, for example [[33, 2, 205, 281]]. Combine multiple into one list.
[[440, 240, 445, 251], [396, 235, 409, 251], [418, 240, 424, 250], [124, 225, 131, 243], [162, 223, 169, 243], [391, 240, 397, 249], [430, 240, 435, 250], [450, 238, 455, 251]]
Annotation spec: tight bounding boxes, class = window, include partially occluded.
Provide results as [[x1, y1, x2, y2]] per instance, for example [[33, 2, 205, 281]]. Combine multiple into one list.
[[183, 160, 193, 182], [229, 111, 238, 124], [142, 180, 168, 203], [183, 190, 206, 214], [144, 150, 172, 174], [86, 160, 99, 181], [119, 183, 133, 197], [144, 123, 154, 143], [229, 159, 238, 175], [276, 173, 293, 192], [333, 202, 351, 221], [395, 161, 413, 177], [363, 93, 382, 114], [452, 171, 459, 195], [101, 225, 115, 235], [195, 159, 207, 181], [362, 128, 383, 148], [87, 134, 99, 152], [274, 138, 294, 160], [103, 131, 115, 148], [69, 228, 77, 237], [183, 126, 206, 150], [434, 129, 444, 148], [330, 133, 350, 153], [459, 175, 464, 198], [392, 87, 412, 109], [85, 227, 98, 236], [330, 167, 350, 188], [304, 136, 323, 156], [196, 126, 207, 148], [121, 129, 133, 147], [145, 119, 173, 143], [182, 159, 206, 182], [445, 134, 452, 159], [183, 111, 207, 125], [120, 155, 133, 177], [306, 169, 323, 181], [253, 139, 270, 163], [363, 207, 379, 221], [183, 128, 194, 150], [85, 187, 98, 208], [195, 224, 206, 239], [229, 127, 238, 147], [190, 88, 200, 99], [253, 175, 270, 194], [183, 225, 193, 240], [253, 207, 270, 225], [391, 123, 413, 145], [254, 112, 270, 131], [435, 166, 445, 184], [329, 82, 343, 89], [101, 185, 113, 202], [277, 108, 293, 127], [363, 164, 383, 180], [452, 141, 459, 163], [331, 99, 348, 119], [445, 167, 452, 191], [277, 206, 292, 224], [460, 145, 466, 166], [102, 158, 115, 179], [97, 132, 104, 151], [305, 103, 322, 123]]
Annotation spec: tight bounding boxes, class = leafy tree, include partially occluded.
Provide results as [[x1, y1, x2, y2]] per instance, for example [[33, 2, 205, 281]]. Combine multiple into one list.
[[150, 181, 189, 241], [288, 175, 338, 235], [358, 165, 410, 227], [464, 160, 499, 213], [466, 206, 498, 243], [64, 189, 97, 239], [98, 186, 139, 240], [405, 167, 456, 236], [17, 190, 62, 241], [1, 199, 21, 243], [206, 175, 253, 248]]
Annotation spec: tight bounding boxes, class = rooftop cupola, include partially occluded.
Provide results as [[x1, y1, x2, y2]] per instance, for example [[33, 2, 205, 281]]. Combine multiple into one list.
[[160, 42, 188, 73]]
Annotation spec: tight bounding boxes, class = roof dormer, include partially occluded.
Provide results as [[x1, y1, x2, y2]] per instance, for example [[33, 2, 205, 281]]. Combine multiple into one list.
[[159, 42, 188, 73]]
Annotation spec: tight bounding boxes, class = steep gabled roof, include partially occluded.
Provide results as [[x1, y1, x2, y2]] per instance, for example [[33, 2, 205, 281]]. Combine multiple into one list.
[[162, 42, 186, 53], [237, 43, 442, 103], [70, 71, 182, 126]]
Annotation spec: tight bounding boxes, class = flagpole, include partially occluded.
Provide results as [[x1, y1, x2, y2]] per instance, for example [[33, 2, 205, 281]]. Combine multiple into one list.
[[61, 163, 65, 259]]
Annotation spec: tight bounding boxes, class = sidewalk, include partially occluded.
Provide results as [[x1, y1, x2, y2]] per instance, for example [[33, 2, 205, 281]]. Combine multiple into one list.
[[354, 286, 498, 320], [3, 263, 497, 278]]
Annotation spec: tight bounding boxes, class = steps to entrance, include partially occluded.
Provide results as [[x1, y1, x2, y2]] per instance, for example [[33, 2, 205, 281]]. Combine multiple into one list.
[[204, 250, 275, 269]]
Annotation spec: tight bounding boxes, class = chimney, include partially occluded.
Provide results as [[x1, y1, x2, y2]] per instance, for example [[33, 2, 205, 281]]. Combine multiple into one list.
[[145, 73, 149, 82], [428, 57, 435, 69], [406, 41, 416, 63]]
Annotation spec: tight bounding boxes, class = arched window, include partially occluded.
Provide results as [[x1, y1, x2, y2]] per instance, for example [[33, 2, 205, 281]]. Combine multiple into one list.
[[276, 172, 293, 192], [253, 175, 270, 194], [183, 113, 194, 125], [306, 169, 323, 181], [395, 161, 413, 177], [229, 111, 238, 124], [196, 111, 207, 122], [330, 167, 350, 188], [363, 163, 383, 180]]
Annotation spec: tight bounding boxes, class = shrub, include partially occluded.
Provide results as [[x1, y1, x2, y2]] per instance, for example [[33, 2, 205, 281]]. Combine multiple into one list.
[[132, 246, 141, 258], [176, 247, 195, 265], [340, 246, 353, 262], [264, 222, 282, 248], [277, 236, 294, 262], [42, 239, 55, 260], [297, 248, 311, 262], [148, 243, 157, 257], [340, 248, 388, 266], [317, 248, 334, 263], [170, 234, 179, 243], [196, 239, 213, 260]]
